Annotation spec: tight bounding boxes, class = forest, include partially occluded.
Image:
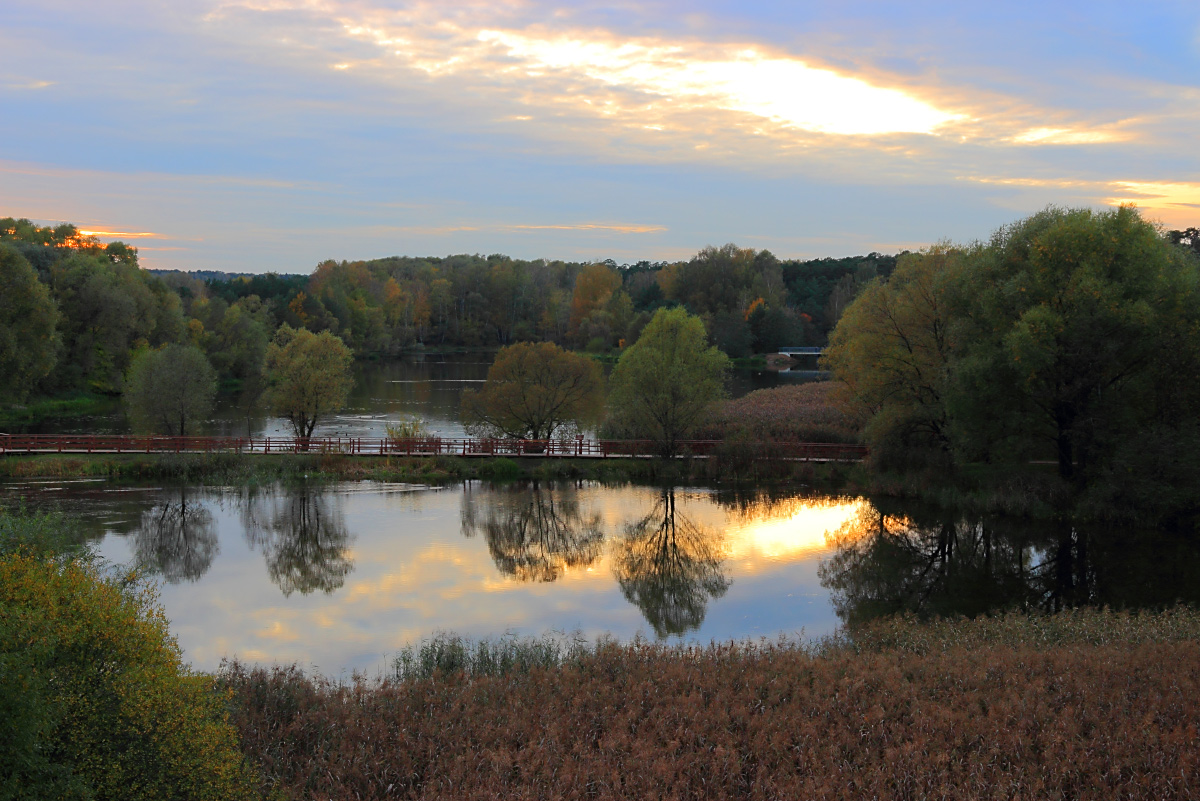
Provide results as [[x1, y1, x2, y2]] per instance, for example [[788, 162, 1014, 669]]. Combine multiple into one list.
[[1, 215, 898, 406]]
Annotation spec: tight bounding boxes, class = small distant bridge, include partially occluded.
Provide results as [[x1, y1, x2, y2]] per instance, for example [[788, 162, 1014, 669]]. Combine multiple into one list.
[[778, 347, 824, 357], [0, 434, 867, 462]]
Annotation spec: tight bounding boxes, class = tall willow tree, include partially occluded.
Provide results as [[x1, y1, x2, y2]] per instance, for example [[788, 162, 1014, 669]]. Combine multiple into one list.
[[822, 245, 960, 467], [263, 325, 354, 440], [124, 344, 217, 436], [607, 308, 730, 457], [826, 206, 1200, 509], [949, 206, 1200, 483]]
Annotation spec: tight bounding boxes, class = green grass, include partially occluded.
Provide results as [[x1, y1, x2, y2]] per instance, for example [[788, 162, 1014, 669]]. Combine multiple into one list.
[[393, 630, 612, 680], [0, 393, 117, 427]]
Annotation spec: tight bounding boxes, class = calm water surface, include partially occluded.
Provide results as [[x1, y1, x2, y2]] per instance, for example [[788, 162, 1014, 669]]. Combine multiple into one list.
[[2, 480, 859, 673], [5, 478, 1197, 675]]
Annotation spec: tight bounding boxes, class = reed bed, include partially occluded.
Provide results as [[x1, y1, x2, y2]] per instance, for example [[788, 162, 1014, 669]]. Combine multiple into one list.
[[702, 382, 864, 444], [223, 609, 1200, 800]]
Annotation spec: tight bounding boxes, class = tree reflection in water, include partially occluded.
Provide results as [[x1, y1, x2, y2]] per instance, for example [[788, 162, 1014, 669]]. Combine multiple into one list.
[[240, 484, 353, 596], [612, 488, 730, 638], [133, 487, 218, 582], [460, 482, 604, 582], [819, 500, 1200, 628]]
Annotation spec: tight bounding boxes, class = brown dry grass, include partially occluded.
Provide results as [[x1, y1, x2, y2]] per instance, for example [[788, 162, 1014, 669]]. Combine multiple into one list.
[[704, 382, 865, 444], [224, 610, 1200, 800]]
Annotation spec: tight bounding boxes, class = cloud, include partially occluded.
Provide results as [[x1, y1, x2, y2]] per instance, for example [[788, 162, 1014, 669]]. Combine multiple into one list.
[[3, 77, 53, 90], [205, 1, 980, 148], [472, 29, 964, 136], [958, 175, 1200, 228], [507, 222, 666, 234], [1010, 127, 1128, 145], [77, 229, 166, 239], [1107, 181, 1200, 226]]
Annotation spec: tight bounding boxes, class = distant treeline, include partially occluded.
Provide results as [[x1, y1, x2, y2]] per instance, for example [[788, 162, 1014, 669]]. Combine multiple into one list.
[[176, 246, 900, 358], [4, 215, 1197, 405]]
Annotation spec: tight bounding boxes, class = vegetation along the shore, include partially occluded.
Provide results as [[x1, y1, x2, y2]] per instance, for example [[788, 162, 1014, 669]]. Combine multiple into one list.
[[4, 504, 1197, 801], [3, 209, 1200, 800]]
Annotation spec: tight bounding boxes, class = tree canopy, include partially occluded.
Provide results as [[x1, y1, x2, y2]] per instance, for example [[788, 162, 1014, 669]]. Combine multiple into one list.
[[123, 343, 218, 436], [461, 341, 604, 441], [0, 245, 59, 403], [608, 307, 730, 457], [263, 325, 354, 439], [822, 245, 958, 466], [949, 206, 1200, 481], [826, 206, 1200, 514]]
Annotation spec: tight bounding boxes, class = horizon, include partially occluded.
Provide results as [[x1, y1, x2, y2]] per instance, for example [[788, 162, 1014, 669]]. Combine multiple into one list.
[[4, 0, 1198, 274]]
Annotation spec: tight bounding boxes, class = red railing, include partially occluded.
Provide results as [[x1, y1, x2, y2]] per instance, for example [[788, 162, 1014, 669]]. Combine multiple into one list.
[[0, 434, 867, 461]]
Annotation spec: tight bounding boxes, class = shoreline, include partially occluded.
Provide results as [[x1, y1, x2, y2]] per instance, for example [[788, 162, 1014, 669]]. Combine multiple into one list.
[[0, 451, 862, 489]]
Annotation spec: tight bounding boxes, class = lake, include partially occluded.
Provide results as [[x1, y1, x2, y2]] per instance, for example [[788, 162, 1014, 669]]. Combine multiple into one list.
[[4, 477, 1197, 675], [15, 351, 820, 437]]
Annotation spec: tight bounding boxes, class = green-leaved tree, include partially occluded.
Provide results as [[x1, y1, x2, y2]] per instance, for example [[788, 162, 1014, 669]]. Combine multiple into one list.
[[124, 343, 217, 436], [461, 341, 604, 441], [0, 244, 59, 404], [263, 324, 354, 440], [607, 307, 730, 457], [949, 206, 1200, 483], [822, 245, 959, 467]]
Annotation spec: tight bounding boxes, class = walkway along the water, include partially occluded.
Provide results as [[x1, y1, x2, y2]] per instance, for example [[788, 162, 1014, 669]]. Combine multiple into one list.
[[0, 435, 867, 461]]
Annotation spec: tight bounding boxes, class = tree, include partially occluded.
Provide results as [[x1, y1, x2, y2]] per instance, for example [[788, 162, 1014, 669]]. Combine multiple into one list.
[[263, 324, 354, 439], [0, 244, 59, 403], [124, 343, 217, 436], [37, 249, 183, 395], [568, 263, 622, 344], [0, 550, 256, 800], [607, 307, 730, 457], [1168, 227, 1200, 259], [822, 246, 959, 465], [949, 206, 1200, 482], [461, 341, 604, 441]]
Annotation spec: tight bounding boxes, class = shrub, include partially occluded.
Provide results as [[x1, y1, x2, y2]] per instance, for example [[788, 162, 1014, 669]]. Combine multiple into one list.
[[385, 416, 430, 442], [0, 552, 256, 800], [479, 457, 521, 481], [0, 504, 87, 559]]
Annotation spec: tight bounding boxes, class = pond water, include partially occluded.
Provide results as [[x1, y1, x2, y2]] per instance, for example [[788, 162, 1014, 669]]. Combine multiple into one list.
[[4, 478, 1198, 675], [15, 352, 819, 437]]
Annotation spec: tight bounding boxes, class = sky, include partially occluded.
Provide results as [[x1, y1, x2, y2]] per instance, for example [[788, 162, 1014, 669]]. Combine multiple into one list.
[[2, 0, 1198, 273]]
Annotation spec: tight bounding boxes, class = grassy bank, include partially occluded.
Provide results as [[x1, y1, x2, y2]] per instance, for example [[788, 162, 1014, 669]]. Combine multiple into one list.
[[0, 451, 862, 488], [223, 609, 1200, 800], [0, 393, 116, 428]]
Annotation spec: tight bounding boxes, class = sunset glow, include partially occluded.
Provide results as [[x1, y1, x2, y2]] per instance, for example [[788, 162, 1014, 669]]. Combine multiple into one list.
[[723, 498, 868, 563], [76, 229, 162, 239], [476, 30, 964, 136], [1, 1, 1195, 270]]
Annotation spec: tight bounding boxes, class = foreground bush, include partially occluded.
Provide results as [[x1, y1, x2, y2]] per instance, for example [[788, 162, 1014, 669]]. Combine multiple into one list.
[[225, 610, 1200, 800], [0, 550, 256, 800]]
